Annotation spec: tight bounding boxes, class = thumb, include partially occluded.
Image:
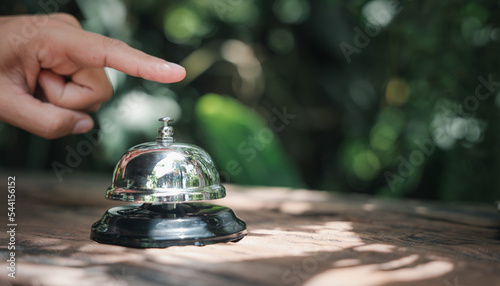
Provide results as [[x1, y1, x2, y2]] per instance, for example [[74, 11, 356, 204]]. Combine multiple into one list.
[[2, 92, 94, 139]]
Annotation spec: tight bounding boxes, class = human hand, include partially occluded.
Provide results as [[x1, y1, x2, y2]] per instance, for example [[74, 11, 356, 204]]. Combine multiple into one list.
[[0, 13, 186, 139]]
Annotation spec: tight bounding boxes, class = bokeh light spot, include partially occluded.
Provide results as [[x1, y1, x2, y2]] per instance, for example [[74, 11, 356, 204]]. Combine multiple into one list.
[[273, 0, 310, 24], [267, 28, 295, 54], [349, 79, 376, 110], [362, 0, 396, 27], [385, 78, 410, 106], [164, 6, 204, 43], [353, 150, 381, 181], [219, 1, 259, 25], [370, 123, 397, 151]]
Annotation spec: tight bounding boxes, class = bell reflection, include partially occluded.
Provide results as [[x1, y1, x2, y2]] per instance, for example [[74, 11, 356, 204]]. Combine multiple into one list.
[[91, 117, 247, 248]]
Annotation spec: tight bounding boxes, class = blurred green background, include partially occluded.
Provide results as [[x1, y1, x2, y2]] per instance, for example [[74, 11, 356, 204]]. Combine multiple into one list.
[[1, 0, 499, 202]]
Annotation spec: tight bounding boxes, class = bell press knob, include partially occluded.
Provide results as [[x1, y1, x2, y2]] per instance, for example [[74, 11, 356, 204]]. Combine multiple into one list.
[[157, 117, 175, 145]]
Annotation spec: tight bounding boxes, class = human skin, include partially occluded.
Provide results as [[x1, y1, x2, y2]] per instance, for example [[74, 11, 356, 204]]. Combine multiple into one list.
[[0, 13, 186, 139]]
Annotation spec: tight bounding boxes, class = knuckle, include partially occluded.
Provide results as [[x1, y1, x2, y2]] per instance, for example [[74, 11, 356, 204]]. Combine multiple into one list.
[[101, 37, 126, 52], [100, 38, 127, 67], [51, 13, 82, 28], [136, 65, 150, 80]]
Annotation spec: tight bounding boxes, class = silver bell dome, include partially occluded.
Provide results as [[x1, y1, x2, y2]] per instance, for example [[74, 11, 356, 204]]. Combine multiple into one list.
[[105, 117, 226, 203]]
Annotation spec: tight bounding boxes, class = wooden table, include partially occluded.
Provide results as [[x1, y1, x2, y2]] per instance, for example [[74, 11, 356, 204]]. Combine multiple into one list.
[[1, 172, 500, 286]]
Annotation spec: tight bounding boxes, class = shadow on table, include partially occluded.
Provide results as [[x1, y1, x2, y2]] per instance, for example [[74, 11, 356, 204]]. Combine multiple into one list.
[[1, 177, 500, 286], [103, 204, 500, 286], [240, 205, 500, 286]]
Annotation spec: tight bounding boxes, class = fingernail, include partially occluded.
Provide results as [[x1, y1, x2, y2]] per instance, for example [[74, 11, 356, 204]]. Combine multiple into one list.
[[72, 118, 94, 134], [159, 61, 185, 72], [166, 62, 185, 71]]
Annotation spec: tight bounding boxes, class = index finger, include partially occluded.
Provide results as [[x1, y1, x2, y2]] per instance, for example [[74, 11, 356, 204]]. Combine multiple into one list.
[[44, 25, 186, 83]]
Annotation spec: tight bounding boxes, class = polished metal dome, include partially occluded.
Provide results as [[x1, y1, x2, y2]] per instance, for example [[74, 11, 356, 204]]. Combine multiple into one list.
[[105, 117, 225, 203]]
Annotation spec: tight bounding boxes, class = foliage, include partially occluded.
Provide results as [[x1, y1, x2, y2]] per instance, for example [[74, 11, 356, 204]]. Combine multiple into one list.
[[1, 0, 500, 202]]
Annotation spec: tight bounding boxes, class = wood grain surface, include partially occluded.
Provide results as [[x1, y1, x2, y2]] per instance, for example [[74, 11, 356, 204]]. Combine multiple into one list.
[[0, 172, 499, 286]]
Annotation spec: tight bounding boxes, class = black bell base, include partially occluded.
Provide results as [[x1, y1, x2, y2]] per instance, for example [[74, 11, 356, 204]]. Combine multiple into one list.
[[90, 202, 247, 248]]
